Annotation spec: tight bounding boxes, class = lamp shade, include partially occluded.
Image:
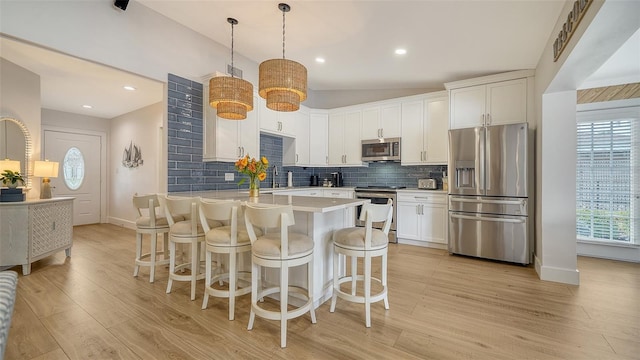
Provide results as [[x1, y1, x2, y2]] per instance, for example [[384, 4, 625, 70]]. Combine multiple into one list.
[[34, 160, 59, 178], [259, 59, 307, 112], [0, 159, 21, 173], [209, 75, 254, 120]]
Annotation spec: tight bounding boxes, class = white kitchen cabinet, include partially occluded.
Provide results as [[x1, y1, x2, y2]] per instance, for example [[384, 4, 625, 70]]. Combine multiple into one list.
[[396, 191, 447, 248], [202, 88, 259, 162], [446, 70, 534, 130], [328, 110, 363, 166], [258, 96, 295, 137], [401, 92, 449, 165], [309, 111, 329, 166], [361, 102, 401, 140], [284, 107, 310, 166], [0, 198, 74, 275]]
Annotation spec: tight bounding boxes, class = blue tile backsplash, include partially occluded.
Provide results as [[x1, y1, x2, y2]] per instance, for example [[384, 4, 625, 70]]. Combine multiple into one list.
[[167, 74, 447, 192]]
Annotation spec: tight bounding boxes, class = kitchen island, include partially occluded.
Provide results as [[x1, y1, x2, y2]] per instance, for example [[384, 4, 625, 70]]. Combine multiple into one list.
[[172, 191, 368, 307]]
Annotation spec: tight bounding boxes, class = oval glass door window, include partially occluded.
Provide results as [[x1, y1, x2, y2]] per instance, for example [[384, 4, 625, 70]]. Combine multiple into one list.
[[63, 147, 85, 190]]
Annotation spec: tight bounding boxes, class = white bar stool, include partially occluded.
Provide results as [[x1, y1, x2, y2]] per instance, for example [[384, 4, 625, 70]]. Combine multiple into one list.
[[163, 196, 221, 301], [132, 194, 171, 283], [199, 198, 262, 320], [330, 199, 392, 327], [244, 203, 317, 348]]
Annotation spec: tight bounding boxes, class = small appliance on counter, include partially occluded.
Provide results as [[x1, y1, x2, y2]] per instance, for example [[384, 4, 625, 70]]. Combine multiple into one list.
[[310, 175, 319, 186], [418, 178, 437, 190], [331, 172, 344, 187]]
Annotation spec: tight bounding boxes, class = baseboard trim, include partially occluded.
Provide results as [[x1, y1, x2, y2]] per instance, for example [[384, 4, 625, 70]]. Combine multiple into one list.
[[108, 216, 136, 230], [535, 255, 580, 285], [397, 238, 447, 250]]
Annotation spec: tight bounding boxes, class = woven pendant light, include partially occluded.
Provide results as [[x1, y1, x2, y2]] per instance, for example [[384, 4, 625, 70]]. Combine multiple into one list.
[[210, 18, 253, 120], [259, 3, 307, 112]]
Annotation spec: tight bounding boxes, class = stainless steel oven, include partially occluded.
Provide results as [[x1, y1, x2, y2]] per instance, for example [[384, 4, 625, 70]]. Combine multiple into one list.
[[354, 186, 404, 243]]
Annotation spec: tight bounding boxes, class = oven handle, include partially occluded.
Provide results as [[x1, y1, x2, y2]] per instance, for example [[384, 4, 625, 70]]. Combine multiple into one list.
[[450, 213, 525, 224], [449, 196, 525, 206]]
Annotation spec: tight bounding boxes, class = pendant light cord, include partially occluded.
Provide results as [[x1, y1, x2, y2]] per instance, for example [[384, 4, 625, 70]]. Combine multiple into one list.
[[282, 8, 286, 59], [230, 20, 235, 78]]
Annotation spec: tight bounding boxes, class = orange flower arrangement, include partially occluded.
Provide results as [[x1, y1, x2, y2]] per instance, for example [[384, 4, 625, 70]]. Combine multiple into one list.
[[235, 154, 269, 190]]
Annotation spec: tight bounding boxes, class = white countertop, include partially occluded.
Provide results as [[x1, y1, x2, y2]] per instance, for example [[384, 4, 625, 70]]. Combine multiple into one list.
[[397, 188, 448, 194], [0, 196, 75, 206], [171, 190, 367, 213]]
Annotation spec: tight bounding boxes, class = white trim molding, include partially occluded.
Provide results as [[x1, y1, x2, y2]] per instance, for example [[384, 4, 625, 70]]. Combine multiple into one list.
[[535, 255, 581, 285]]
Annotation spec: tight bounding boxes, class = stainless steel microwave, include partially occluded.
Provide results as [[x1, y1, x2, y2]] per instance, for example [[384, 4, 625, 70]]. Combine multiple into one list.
[[361, 137, 401, 162]]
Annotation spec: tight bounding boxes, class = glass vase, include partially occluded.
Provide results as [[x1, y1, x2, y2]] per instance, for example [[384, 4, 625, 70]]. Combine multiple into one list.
[[249, 176, 259, 197]]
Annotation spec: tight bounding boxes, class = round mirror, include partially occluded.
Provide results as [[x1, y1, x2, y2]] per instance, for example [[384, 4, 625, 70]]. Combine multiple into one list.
[[0, 117, 32, 188]]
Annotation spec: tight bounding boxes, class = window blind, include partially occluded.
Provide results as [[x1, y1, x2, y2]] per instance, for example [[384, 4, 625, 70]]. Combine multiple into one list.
[[576, 119, 637, 242]]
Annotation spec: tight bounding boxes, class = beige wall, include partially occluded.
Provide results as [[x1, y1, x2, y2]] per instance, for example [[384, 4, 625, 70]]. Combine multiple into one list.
[[0, 58, 42, 198], [108, 102, 164, 228]]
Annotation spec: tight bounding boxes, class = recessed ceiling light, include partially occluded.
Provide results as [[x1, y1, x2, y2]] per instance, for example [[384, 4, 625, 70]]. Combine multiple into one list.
[[315, 57, 325, 63], [123, 85, 136, 91], [395, 48, 407, 55], [82, 105, 93, 109]]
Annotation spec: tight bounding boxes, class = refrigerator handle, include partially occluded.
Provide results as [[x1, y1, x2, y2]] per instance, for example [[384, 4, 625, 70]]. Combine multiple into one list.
[[477, 127, 485, 191], [450, 213, 525, 224]]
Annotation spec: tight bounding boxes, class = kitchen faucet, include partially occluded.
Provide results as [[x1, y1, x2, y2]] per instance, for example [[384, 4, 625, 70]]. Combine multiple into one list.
[[272, 165, 279, 188]]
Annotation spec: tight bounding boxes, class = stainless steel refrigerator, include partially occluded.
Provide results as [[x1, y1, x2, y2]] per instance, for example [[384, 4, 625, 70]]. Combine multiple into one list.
[[448, 123, 533, 264]]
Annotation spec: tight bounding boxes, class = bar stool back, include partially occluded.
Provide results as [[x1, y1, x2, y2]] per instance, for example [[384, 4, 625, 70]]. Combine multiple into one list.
[[243, 203, 317, 348], [330, 199, 393, 327]]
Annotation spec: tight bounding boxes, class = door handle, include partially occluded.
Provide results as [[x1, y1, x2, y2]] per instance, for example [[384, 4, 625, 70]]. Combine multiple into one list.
[[486, 113, 491, 125], [482, 114, 485, 126], [296, 154, 299, 163], [450, 197, 525, 206]]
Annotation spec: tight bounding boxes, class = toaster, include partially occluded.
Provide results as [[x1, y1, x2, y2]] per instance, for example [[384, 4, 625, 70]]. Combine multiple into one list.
[[418, 178, 437, 190]]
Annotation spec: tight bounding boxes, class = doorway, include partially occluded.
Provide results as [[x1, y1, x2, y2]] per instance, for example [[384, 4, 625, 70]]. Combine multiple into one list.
[[43, 128, 107, 225]]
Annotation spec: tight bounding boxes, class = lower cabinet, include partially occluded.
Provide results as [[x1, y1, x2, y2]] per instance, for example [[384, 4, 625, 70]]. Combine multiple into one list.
[[396, 191, 447, 248], [0, 198, 74, 275]]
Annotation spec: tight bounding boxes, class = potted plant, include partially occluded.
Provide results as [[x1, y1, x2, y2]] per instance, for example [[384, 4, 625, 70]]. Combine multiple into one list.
[[1, 169, 25, 188]]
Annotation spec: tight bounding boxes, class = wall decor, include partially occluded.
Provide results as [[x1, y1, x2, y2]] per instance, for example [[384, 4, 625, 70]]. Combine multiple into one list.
[[122, 141, 143, 168]]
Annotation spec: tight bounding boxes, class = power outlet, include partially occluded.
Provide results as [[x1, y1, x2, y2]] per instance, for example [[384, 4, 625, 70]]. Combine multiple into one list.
[[225, 173, 234, 181]]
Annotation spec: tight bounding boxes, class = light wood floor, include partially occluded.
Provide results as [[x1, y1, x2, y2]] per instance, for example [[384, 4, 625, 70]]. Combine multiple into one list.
[[4, 224, 639, 360]]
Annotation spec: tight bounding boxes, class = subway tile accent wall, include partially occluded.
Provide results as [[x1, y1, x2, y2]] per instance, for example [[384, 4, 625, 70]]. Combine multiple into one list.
[[168, 74, 447, 192]]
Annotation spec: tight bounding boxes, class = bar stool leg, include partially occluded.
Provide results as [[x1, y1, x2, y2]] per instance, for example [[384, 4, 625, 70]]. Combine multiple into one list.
[[248, 261, 258, 330], [150, 232, 157, 283], [280, 263, 289, 348], [133, 233, 142, 277], [190, 240, 198, 301], [351, 255, 357, 296], [202, 249, 212, 309], [308, 257, 317, 324], [364, 252, 372, 328], [228, 248, 237, 321], [330, 249, 339, 313], [382, 252, 389, 309], [166, 241, 176, 294]]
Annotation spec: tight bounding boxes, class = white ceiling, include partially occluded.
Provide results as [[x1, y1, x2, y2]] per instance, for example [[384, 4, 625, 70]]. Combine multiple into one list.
[[0, 1, 638, 119]]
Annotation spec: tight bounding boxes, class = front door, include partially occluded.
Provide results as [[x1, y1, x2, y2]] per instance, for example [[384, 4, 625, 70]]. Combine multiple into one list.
[[43, 130, 102, 225]]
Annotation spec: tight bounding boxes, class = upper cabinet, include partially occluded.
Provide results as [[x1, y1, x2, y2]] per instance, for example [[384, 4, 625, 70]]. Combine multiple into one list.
[[401, 92, 449, 165], [284, 107, 310, 166], [445, 70, 534, 129], [328, 110, 363, 166], [259, 97, 295, 137], [361, 102, 401, 139], [308, 111, 329, 166], [202, 78, 259, 162]]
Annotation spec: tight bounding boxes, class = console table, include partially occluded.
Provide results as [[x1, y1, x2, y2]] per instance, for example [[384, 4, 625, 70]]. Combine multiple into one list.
[[0, 197, 74, 275]]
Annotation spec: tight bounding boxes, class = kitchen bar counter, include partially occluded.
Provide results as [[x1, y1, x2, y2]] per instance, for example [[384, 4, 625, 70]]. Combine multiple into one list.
[[170, 190, 366, 307], [178, 191, 364, 213]]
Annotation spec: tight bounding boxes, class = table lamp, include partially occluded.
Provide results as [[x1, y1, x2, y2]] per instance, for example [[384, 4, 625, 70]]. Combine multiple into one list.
[[0, 159, 21, 173], [34, 160, 59, 199]]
